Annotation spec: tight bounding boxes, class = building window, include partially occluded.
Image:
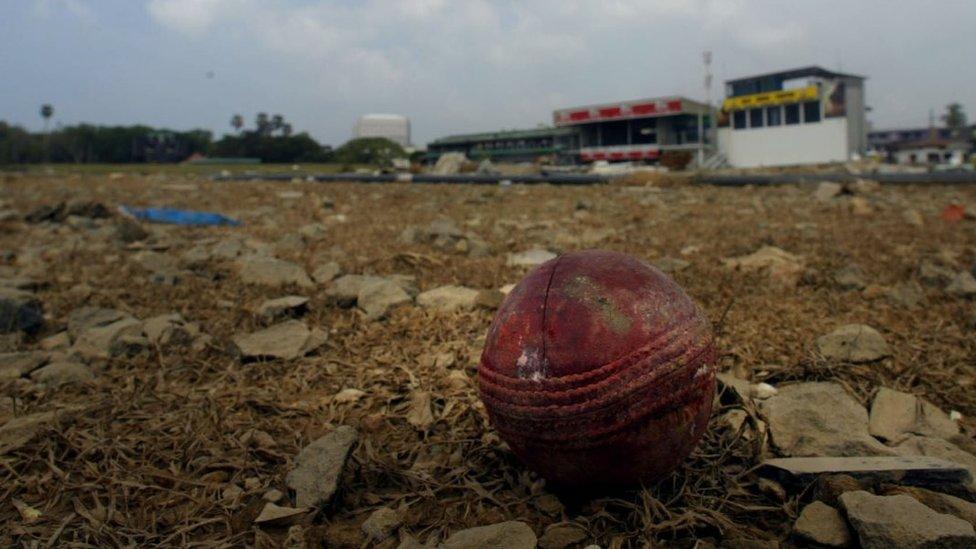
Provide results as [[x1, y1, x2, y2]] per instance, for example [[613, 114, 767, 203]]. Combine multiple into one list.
[[785, 104, 800, 125], [748, 108, 764, 129], [803, 101, 821, 123], [733, 110, 747, 129], [766, 106, 782, 126]]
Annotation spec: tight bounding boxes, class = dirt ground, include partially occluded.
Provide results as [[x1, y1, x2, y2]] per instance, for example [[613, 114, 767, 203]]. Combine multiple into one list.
[[1, 173, 974, 547]]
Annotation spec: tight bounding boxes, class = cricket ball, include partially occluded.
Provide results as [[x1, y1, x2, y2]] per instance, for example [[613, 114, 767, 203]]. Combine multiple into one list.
[[478, 249, 716, 487]]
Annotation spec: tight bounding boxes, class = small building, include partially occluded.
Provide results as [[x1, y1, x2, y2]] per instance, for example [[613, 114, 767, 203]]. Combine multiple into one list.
[[716, 66, 867, 167], [890, 138, 971, 166], [426, 126, 579, 164], [552, 96, 711, 163], [355, 114, 411, 148]]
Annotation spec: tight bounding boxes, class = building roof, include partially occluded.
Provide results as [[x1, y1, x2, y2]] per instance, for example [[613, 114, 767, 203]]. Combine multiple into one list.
[[358, 113, 408, 121], [726, 65, 865, 86], [892, 137, 971, 150], [552, 96, 709, 127], [428, 126, 576, 146]]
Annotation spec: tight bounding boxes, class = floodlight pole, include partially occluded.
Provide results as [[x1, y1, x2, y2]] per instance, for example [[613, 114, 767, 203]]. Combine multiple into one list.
[[699, 50, 712, 167]]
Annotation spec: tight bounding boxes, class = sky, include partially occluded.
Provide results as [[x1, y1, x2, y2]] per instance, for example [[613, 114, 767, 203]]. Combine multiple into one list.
[[2, 0, 975, 147]]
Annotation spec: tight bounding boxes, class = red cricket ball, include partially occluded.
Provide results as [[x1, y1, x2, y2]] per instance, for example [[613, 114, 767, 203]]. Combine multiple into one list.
[[478, 249, 716, 487]]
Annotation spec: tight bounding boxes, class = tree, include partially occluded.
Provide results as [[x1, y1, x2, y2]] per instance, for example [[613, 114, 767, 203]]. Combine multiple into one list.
[[282, 123, 293, 137], [231, 114, 244, 134], [941, 103, 968, 137], [255, 113, 270, 136], [271, 114, 285, 135], [333, 137, 406, 166], [40, 104, 54, 132]]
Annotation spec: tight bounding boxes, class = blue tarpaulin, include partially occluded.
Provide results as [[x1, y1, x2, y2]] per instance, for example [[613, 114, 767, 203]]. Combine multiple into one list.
[[120, 206, 240, 227]]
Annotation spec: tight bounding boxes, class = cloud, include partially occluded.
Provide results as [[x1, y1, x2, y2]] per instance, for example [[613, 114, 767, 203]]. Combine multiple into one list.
[[146, 0, 234, 35], [33, 0, 96, 24]]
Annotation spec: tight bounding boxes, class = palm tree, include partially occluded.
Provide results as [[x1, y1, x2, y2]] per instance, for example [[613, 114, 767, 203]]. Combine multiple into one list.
[[271, 114, 285, 135], [231, 114, 244, 134], [40, 104, 54, 132], [256, 113, 270, 136], [282, 123, 293, 137]]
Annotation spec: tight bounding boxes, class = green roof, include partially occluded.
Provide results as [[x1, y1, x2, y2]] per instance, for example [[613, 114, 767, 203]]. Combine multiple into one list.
[[429, 126, 576, 146]]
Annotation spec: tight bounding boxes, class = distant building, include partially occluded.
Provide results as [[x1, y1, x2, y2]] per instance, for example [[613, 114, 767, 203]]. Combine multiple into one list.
[[716, 66, 867, 167], [552, 96, 711, 163], [426, 127, 579, 164], [355, 114, 410, 148], [869, 126, 974, 165]]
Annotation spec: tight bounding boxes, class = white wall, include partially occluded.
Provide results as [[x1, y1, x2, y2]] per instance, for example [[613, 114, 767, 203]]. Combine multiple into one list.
[[717, 118, 849, 167]]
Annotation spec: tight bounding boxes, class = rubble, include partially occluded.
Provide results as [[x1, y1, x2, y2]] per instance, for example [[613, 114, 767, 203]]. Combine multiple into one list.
[[237, 256, 313, 288], [361, 506, 401, 542], [254, 296, 309, 323], [416, 285, 481, 312], [723, 246, 804, 288], [507, 248, 557, 267], [0, 288, 43, 334], [231, 320, 326, 361], [839, 491, 975, 548], [285, 425, 358, 508], [441, 521, 537, 549], [816, 324, 891, 363], [357, 279, 411, 320], [868, 387, 959, 443], [792, 501, 853, 548]]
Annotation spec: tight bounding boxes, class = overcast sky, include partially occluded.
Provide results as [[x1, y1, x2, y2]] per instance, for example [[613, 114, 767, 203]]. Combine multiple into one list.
[[3, 0, 974, 146]]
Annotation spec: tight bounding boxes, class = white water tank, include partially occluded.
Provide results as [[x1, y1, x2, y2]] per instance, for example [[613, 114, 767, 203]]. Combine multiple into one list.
[[354, 114, 410, 148]]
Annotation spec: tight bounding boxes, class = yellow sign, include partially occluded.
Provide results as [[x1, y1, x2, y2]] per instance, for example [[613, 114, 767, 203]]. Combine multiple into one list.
[[722, 85, 819, 111]]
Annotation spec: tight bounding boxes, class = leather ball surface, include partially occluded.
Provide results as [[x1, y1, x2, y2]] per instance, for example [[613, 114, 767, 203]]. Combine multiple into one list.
[[478, 249, 716, 486]]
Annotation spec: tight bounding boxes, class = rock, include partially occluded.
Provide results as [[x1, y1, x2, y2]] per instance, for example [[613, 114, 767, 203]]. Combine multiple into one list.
[[29, 361, 93, 387], [416, 285, 481, 312], [903, 209, 925, 227], [149, 269, 188, 286], [298, 223, 327, 240], [406, 390, 434, 430], [850, 196, 873, 215], [311, 261, 341, 284], [839, 490, 975, 548], [0, 288, 43, 334], [716, 373, 751, 404], [431, 152, 466, 175], [231, 321, 327, 362], [895, 436, 976, 484], [72, 317, 145, 360], [285, 425, 358, 508], [142, 313, 197, 346], [883, 486, 976, 528], [815, 474, 868, 507], [358, 279, 411, 320], [849, 178, 881, 194], [326, 274, 413, 307], [886, 283, 924, 308], [237, 257, 313, 288], [65, 200, 110, 219], [441, 521, 537, 549], [0, 410, 67, 454], [762, 382, 894, 457], [0, 352, 49, 381], [834, 265, 866, 290], [651, 256, 690, 274], [263, 488, 284, 503], [869, 387, 959, 443], [361, 506, 400, 542], [814, 181, 844, 202], [67, 307, 133, 341], [946, 271, 976, 297], [253, 502, 308, 526], [724, 246, 804, 288], [115, 218, 149, 243], [793, 501, 853, 547], [132, 250, 177, 273], [333, 388, 366, 404], [255, 296, 309, 323], [920, 261, 955, 287], [538, 523, 587, 549], [759, 456, 972, 495], [816, 324, 891, 363], [508, 248, 557, 267]]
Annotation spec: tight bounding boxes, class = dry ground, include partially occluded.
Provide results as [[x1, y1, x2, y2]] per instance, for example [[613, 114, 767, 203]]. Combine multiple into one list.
[[0, 173, 974, 547]]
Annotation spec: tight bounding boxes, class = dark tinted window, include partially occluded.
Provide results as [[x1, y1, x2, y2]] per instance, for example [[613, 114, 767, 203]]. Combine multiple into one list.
[[766, 106, 782, 126], [749, 108, 764, 128], [733, 110, 747, 129], [785, 104, 800, 125], [803, 101, 821, 123]]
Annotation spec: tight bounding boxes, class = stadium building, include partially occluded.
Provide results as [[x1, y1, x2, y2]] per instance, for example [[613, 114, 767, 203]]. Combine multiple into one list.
[[426, 127, 579, 164], [716, 66, 867, 167]]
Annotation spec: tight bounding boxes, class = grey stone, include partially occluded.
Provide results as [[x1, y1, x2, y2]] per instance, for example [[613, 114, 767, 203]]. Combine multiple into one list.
[[358, 279, 411, 320], [946, 271, 976, 297], [231, 320, 326, 361], [920, 261, 955, 287], [255, 296, 309, 323], [839, 490, 975, 548], [67, 307, 133, 341], [869, 387, 959, 443], [0, 352, 49, 381], [416, 285, 481, 312], [311, 261, 341, 284], [72, 317, 145, 360], [132, 250, 177, 272], [441, 521, 537, 549], [814, 181, 844, 202], [361, 506, 401, 542], [237, 257, 313, 289], [30, 361, 93, 387], [285, 426, 358, 508], [834, 265, 866, 290], [759, 456, 973, 491], [431, 152, 466, 175], [508, 248, 557, 267], [142, 314, 198, 346], [538, 523, 587, 549], [253, 502, 308, 526], [895, 436, 976, 485], [327, 274, 414, 307], [816, 324, 891, 363], [0, 288, 43, 334], [762, 382, 894, 457], [793, 501, 853, 547], [885, 486, 976, 529]]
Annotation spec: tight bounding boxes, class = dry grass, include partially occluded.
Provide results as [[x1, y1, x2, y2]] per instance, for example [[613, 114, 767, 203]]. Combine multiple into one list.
[[0, 173, 974, 547]]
